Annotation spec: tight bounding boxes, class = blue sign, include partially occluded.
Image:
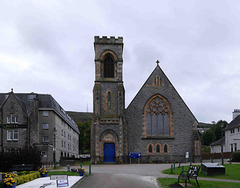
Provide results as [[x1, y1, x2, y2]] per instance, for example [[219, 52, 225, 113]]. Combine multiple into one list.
[[129, 152, 141, 159]]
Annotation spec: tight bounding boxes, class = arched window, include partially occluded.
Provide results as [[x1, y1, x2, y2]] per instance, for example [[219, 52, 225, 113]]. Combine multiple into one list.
[[107, 91, 111, 110], [164, 144, 168, 153], [104, 55, 114, 78], [145, 95, 171, 136], [148, 144, 153, 153], [156, 144, 160, 153]]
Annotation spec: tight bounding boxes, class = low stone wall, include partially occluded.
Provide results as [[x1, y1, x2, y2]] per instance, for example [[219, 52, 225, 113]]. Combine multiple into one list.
[[202, 152, 232, 160]]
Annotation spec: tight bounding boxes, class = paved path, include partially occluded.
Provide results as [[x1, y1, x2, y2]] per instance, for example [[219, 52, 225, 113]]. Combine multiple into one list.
[[62, 163, 171, 177], [64, 164, 170, 188], [16, 176, 82, 188]]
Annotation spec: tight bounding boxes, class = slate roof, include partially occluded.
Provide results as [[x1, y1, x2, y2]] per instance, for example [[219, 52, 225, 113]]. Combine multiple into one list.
[[225, 115, 240, 130], [0, 92, 80, 134], [211, 136, 225, 146]]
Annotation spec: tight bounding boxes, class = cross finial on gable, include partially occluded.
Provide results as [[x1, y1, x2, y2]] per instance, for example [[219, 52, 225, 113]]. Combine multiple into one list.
[[156, 60, 160, 65]]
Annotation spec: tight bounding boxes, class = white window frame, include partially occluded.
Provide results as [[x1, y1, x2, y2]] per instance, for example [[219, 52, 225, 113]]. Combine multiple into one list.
[[42, 111, 49, 117], [7, 114, 18, 124], [7, 130, 13, 140], [7, 130, 18, 141], [7, 116, 10, 124], [15, 116, 18, 123], [42, 124, 49, 130], [43, 136, 49, 142], [13, 130, 18, 140], [11, 114, 15, 123]]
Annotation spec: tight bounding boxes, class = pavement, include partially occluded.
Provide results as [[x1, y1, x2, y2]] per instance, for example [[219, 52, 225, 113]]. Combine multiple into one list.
[[16, 176, 82, 188]]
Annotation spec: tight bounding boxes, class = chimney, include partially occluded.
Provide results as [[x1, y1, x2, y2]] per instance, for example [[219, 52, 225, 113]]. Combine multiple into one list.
[[233, 109, 240, 120]]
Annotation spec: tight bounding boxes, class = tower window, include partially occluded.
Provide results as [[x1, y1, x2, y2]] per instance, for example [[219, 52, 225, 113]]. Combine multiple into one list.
[[104, 56, 114, 78], [107, 91, 111, 110]]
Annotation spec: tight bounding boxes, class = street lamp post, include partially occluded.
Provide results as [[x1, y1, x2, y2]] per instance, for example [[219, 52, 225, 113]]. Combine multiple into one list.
[[53, 127, 57, 169]]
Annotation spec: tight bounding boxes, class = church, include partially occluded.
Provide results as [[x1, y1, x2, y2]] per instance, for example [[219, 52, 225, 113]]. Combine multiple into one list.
[[91, 36, 201, 164]]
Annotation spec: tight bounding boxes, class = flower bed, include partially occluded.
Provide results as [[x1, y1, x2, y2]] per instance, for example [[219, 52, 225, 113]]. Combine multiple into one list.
[[38, 167, 48, 177], [4, 173, 17, 187], [76, 168, 85, 176]]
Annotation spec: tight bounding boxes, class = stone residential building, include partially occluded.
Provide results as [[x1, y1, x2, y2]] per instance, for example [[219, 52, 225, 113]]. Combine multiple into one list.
[[0, 90, 80, 163], [91, 36, 201, 164]]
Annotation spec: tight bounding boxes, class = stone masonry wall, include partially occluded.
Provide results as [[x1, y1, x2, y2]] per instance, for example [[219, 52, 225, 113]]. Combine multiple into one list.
[[126, 66, 199, 162]]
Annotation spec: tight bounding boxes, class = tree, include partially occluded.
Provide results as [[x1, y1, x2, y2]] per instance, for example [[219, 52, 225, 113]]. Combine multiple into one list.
[[201, 120, 228, 146], [77, 121, 91, 154], [201, 129, 216, 146]]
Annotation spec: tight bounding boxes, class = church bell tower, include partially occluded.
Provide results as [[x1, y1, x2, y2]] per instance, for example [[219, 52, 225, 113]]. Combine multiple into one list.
[[91, 36, 127, 164]]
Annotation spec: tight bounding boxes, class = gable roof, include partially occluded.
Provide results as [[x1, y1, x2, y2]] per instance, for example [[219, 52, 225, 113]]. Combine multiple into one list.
[[225, 115, 240, 130], [211, 136, 225, 146], [0, 92, 28, 115], [127, 63, 198, 122], [0, 92, 80, 134]]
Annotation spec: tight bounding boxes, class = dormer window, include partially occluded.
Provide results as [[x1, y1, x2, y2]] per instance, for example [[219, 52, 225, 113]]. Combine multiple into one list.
[[28, 94, 36, 100]]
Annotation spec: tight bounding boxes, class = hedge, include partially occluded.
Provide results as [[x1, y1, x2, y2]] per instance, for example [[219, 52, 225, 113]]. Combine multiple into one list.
[[231, 151, 240, 162], [15, 171, 40, 185]]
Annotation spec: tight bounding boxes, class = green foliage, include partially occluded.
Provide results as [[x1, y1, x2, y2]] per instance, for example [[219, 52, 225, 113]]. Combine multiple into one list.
[[77, 121, 91, 154], [201, 129, 215, 145], [231, 151, 240, 162], [163, 164, 240, 180], [201, 145, 210, 154], [15, 171, 40, 185], [158, 178, 240, 188], [47, 171, 80, 176], [201, 120, 228, 146], [0, 146, 41, 171]]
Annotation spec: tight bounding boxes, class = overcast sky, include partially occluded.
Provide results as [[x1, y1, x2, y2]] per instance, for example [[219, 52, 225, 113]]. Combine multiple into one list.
[[1, 0, 240, 123]]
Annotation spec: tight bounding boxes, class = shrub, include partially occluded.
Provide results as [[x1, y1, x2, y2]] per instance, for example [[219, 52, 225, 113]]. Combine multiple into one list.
[[15, 171, 40, 185], [231, 151, 240, 162], [0, 146, 41, 171]]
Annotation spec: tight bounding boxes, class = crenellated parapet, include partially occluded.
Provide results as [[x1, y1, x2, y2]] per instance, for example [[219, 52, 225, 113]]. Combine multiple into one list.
[[94, 36, 123, 44]]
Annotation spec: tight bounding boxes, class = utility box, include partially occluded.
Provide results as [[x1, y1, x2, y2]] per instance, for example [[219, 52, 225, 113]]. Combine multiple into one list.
[[201, 163, 225, 176]]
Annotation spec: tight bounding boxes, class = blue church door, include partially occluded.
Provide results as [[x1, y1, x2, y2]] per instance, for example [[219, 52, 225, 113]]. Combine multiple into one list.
[[104, 143, 115, 162]]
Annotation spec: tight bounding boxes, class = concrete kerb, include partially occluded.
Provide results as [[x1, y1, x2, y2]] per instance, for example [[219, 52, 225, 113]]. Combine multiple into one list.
[[71, 175, 87, 188]]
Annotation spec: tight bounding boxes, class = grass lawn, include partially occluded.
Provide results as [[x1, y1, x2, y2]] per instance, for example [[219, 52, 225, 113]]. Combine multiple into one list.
[[158, 178, 240, 188], [162, 164, 240, 180], [75, 161, 90, 166], [47, 171, 80, 176]]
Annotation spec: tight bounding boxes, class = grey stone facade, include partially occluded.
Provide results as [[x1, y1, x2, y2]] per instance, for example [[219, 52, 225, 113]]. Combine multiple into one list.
[[91, 36, 127, 164], [91, 36, 201, 164], [126, 65, 201, 162], [0, 91, 80, 163]]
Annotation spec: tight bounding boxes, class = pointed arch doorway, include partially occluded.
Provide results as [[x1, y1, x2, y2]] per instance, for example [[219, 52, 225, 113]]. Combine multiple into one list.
[[104, 143, 115, 162], [101, 129, 118, 163]]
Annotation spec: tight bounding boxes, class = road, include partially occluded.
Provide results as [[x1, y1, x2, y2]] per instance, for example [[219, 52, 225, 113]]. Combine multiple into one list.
[[74, 173, 159, 188], [71, 164, 171, 188]]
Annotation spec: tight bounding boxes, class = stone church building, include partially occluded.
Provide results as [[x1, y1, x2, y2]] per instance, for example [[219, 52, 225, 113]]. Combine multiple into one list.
[[91, 36, 201, 164]]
